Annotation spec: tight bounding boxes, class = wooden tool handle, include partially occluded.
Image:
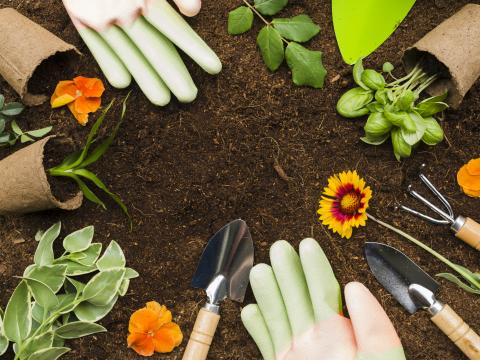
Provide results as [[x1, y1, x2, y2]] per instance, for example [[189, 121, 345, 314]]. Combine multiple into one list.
[[455, 218, 480, 250], [182, 307, 220, 360], [431, 304, 480, 359]]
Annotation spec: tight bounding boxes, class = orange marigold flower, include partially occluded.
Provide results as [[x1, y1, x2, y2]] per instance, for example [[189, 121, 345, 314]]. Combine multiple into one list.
[[127, 301, 183, 356], [51, 76, 105, 126], [317, 170, 372, 239], [457, 158, 480, 198]]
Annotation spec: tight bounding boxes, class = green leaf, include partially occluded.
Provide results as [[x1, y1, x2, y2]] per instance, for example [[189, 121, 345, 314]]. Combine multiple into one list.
[[361, 133, 390, 145], [364, 112, 392, 137], [0, 308, 8, 356], [19, 331, 53, 359], [353, 58, 369, 90], [24, 277, 58, 311], [52, 294, 77, 315], [391, 128, 411, 161], [3, 281, 31, 343], [336, 87, 373, 118], [422, 117, 444, 145], [10, 120, 23, 136], [69, 100, 115, 169], [416, 101, 448, 117], [28, 347, 70, 360], [25, 265, 67, 293], [118, 279, 130, 296], [79, 96, 128, 169], [228, 6, 254, 35], [81, 269, 125, 306], [74, 296, 118, 322], [382, 62, 394, 73], [63, 226, 94, 253], [124, 268, 140, 280], [67, 174, 106, 209], [437, 273, 480, 294], [55, 321, 106, 339], [0, 95, 4, 109], [285, 42, 326, 88], [1, 102, 24, 116], [0, 117, 5, 134], [34, 222, 61, 266], [96, 241, 126, 271], [31, 302, 44, 323], [26, 126, 53, 138], [20, 134, 34, 143], [400, 112, 425, 146], [374, 89, 388, 105], [54, 259, 97, 276], [35, 230, 44, 242], [397, 90, 415, 111], [67, 243, 102, 266], [257, 26, 285, 72], [361, 69, 385, 90], [254, 0, 287, 16], [65, 278, 86, 294], [72, 169, 129, 218], [272, 15, 320, 42]]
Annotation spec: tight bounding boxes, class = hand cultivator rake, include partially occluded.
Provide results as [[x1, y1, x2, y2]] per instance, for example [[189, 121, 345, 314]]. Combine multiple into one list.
[[398, 164, 480, 250]]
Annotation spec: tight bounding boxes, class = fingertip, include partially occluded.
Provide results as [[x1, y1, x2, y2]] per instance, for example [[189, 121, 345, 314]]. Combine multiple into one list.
[[173, 0, 202, 16]]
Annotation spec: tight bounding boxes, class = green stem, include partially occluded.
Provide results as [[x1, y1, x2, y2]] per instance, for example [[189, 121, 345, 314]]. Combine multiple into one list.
[[366, 213, 480, 289], [241, 0, 290, 45]]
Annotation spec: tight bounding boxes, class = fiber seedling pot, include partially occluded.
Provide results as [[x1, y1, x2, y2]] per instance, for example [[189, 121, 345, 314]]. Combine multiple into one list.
[[0, 8, 78, 106], [0, 136, 83, 215], [403, 4, 480, 108]]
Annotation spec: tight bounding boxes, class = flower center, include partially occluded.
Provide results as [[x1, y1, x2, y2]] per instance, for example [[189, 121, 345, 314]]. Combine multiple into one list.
[[75, 89, 83, 98], [147, 330, 155, 337], [339, 191, 361, 215]]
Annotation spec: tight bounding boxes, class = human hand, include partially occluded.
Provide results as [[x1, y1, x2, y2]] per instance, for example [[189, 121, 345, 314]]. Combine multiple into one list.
[[241, 239, 406, 360], [63, 0, 221, 106]]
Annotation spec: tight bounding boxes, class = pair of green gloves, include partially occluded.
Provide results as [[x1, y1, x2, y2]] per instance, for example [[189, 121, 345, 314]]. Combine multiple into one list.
[[242, 239, 406, 360], [63, 0, 221, 106]]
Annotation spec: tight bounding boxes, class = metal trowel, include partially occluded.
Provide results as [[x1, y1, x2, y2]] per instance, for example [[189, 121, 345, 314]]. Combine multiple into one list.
[[182, 219, 254, 360], [365, 242, 480, 359], [332, 0, 417, 64]]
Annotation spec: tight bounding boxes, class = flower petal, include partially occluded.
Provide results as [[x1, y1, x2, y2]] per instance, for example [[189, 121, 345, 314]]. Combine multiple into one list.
[[462, 186, 480, 198], [51, 93, 76, 108], [457, 165, 480, 191], [74, 96, 101, 114], [127, 332, 155, 356], [153, 322, 183, 353], [67, 102, 89, 126], [53, 80, 77, 97], [128, 308, 162, 334], [74, 76, 105, 98], [466, 158, 480, 176]]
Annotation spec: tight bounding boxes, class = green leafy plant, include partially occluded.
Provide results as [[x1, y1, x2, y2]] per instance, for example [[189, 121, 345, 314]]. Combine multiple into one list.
[[228, 0, 326, 88], [0, 95, 52, 146], [0, 222, 138, 359], [48, 96, 129, 219], [337, 59, 447, 161], [368, 214, 480, 295]]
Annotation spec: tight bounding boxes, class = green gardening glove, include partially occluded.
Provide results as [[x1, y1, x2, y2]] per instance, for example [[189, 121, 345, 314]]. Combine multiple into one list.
[[241, 239, 406, 360]]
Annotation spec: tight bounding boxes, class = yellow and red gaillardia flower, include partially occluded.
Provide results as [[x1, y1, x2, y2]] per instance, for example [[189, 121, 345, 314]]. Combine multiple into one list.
[[127, 301, 183, 356], [318, 170, 372, 239]]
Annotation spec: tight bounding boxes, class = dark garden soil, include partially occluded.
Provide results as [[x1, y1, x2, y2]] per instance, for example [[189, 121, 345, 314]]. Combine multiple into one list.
[[1, 0, 480, 359]]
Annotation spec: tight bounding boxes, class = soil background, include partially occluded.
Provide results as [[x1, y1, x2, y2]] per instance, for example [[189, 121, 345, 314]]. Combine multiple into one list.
[[1, 0, 480, 359]]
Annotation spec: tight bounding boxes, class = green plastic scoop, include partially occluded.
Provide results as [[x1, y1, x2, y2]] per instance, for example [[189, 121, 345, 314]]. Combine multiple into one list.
[[333, 0, 417, 64]]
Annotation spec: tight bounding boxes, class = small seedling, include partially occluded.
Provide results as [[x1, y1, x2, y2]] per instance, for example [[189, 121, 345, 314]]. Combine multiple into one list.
[[48, 96, 130, 220], [228, 0, 326, 88], [0, 95, 52, 146]]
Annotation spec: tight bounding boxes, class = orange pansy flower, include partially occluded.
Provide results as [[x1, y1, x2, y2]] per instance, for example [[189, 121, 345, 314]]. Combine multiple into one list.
[[127, 301, 183, 356], [457, 158, 480, 198], [51, 76, 105, 126]]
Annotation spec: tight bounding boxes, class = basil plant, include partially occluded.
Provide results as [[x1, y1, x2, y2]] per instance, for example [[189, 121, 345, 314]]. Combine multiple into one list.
[[0, 222, 138, 360], [337, 59, 447, 161]]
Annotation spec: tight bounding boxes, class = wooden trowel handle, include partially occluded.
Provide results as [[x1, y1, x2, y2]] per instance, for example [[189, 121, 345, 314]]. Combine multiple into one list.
[[431, 304, 480, 359], [182, 307, 221, 360], [455, 218, 480, 251]]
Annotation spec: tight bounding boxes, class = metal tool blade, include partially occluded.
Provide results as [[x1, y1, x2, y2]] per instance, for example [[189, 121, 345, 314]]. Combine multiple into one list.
[[364, 242, 439, 314], [192, 219, 254, 305]]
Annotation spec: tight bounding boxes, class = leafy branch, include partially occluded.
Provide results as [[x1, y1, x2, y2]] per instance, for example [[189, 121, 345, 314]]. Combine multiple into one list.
[[0, 222, 138, 359], [0, 95, 52, 146], [228, 0, 327, 88], [48, 95, 130, 222]]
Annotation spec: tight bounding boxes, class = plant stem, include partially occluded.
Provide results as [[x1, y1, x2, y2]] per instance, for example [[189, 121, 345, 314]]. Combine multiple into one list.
[[241, 0, 290, 45], [367, 213, 480, 289]]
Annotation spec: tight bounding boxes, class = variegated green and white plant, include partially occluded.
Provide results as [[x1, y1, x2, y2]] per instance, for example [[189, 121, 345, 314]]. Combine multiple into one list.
[[0, 222, 138, 360]]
